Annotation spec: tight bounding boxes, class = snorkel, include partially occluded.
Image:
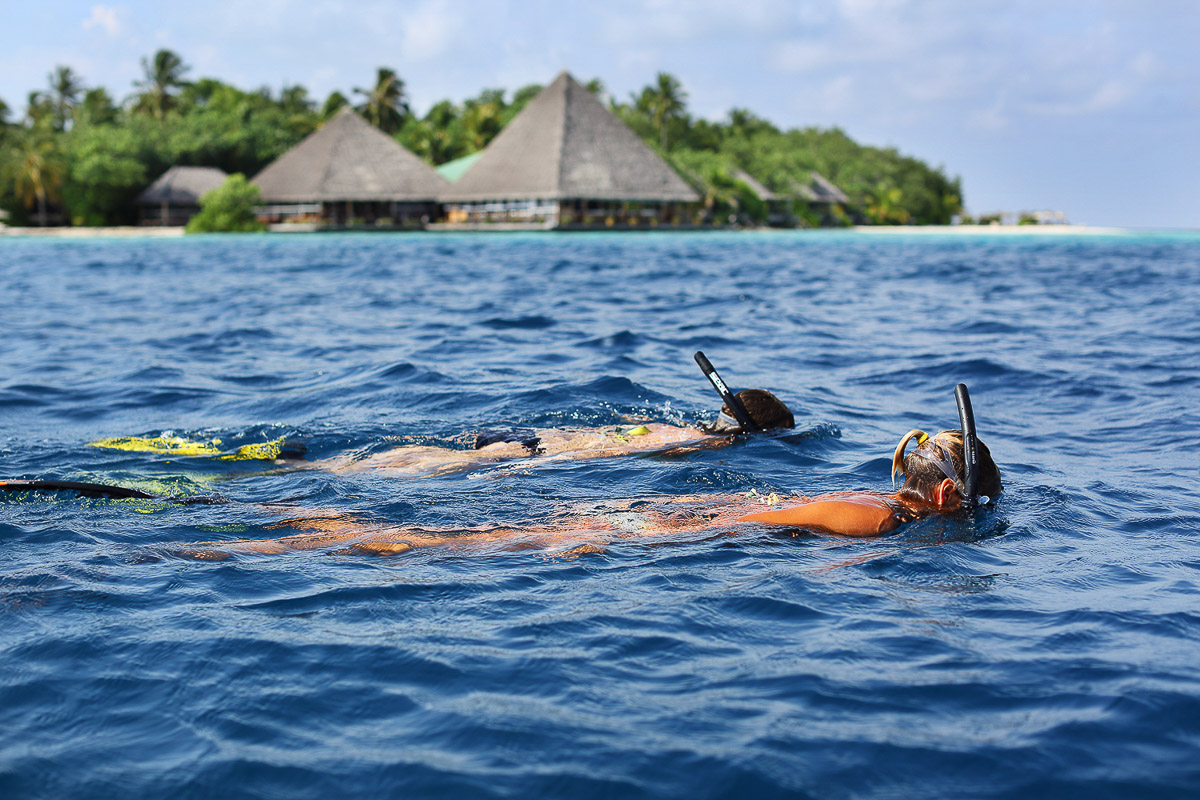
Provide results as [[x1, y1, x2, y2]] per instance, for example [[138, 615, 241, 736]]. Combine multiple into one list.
[[955, 383, 984, 507], [694, 351, 760, 434]]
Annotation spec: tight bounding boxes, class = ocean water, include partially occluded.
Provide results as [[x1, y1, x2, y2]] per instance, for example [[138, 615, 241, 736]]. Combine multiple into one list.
[[1, 231, 1198, 798]]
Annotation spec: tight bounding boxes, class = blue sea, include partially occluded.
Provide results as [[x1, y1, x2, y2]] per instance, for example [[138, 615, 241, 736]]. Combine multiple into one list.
[[1, 231, 1198, 798]]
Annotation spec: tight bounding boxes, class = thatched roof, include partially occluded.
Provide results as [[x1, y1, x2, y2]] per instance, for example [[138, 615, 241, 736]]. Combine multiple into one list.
[[442, 71, 699, 203], [732, 169, 775, 201], [136, 166, 227, 206], [793, 171, 849, 204], [252, 108, 447, 202]]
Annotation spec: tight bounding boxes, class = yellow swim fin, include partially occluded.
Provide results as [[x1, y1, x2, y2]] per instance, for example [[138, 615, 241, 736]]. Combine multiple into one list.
[[88, 435, 291, 461]]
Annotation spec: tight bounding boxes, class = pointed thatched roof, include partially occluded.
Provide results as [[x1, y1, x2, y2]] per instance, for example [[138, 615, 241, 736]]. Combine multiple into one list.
[[252, 108, 447, 202], [442, 72, 699, 203], [793, 172, 849, 204], [732, 168, 776, 201], [136, 166, 228, 206]]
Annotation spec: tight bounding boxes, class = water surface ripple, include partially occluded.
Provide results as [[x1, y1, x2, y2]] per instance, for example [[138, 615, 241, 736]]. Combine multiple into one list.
[[2, 231, 1199, 798]]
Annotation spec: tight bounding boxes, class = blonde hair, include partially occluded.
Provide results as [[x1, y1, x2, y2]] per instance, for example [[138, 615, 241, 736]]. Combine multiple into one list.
[[891, 428, 1002, 503]]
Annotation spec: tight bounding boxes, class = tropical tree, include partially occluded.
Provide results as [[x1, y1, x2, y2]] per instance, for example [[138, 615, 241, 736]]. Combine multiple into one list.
[[865, 182, 910, 225], [25, 91, 55, 128], [62, 122, 147, 225], [0, 95, 9, 126], [4, 126, 66, 225], [185, 173, 266, 233], [353, 68, 408, 133], [638, 72, 688, 150], [47, 65, 85, 130], [278, 85, 313, 116], [460, 88, 505, 150], [133, 49, 190, 120], [75, 88, 119, 127]]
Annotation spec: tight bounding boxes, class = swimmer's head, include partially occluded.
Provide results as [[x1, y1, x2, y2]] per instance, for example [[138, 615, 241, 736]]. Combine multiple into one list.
[[891, 428, 1002, 507], [703, 389, 794, 434]]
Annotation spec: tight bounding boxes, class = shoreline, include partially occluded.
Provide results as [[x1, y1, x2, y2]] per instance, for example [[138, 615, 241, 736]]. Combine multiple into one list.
[[0, 225, 186, 238], [850, 223, 1130, 235], [0, 223, 1162, 238]]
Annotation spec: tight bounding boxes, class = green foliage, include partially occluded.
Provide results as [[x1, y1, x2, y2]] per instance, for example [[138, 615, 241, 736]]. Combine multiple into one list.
[[61, 122, 149, 225], [185, 174, 266, 233], [3, 124, 66, 225], [354, 68, 409, 134], [0, 56, 964, 228], [133, 49, 190, 120]]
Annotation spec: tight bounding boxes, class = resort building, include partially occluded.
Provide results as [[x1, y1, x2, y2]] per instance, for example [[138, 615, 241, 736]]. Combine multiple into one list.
[[793, 171, 850, 226], [438, 71, 700, 229], [252, 108, 447, 229], [136, 166, 228, 226]]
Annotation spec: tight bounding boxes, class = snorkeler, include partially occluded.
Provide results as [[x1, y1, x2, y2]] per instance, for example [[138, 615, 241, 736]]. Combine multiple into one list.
[[309, 354, 793, 476], [174, 385, 1002, 558], [77, 353, 793, 479], [311, 385, 793, 477]]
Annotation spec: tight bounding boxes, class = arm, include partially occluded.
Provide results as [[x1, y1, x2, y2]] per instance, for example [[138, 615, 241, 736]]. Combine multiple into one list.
[[738, 494, 899, 537]]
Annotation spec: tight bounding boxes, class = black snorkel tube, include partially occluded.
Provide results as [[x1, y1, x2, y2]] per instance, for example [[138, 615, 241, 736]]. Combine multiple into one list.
[[694, 351, 759, 433], [954, 383, 985, 507]]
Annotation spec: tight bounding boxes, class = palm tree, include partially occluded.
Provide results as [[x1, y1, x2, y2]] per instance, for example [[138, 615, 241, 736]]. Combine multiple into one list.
[[353, 68, 409, 134], [47, 65, 85, 130], [4, 126, 65, 226], [133, 49, 190, 120], [25, 91, 54, 128], [0, 95, 10, 126], [866, 182, 909, 225], [644, 72, 687, 150], [75, 88, 119, 126]]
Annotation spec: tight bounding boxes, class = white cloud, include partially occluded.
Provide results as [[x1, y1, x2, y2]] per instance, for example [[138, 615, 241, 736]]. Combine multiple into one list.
[[399, 0, 462, 63], [82, 5, 121, 36]]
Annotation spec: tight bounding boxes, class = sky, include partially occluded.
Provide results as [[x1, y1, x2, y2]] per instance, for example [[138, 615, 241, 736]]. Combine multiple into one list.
[[2, 0, 1198, 228]]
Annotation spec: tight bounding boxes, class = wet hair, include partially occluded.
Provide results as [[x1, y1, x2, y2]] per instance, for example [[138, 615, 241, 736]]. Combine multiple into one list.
[[721, 389, 794, 431], [894, 429, 1002, 505]]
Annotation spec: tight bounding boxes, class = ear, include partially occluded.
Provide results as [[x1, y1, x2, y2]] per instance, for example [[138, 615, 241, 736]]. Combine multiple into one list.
[[935, 478, 961, 509]]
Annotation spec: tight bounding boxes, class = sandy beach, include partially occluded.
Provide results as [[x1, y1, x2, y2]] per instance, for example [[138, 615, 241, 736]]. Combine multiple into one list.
[[0, 223, 1133, 238], [851, 224, 1129, 235], [0, 226, 185, 238]]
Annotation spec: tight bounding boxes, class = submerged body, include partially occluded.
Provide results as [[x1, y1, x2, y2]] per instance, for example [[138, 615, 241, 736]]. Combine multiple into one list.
[[183, 425, 1003, 559], [313, 423, 713, 477], [182, 489, 937, 560]]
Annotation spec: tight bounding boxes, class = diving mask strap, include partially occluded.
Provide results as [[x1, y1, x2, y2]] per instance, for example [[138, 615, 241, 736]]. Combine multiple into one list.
[[694, 351, 759, 433]]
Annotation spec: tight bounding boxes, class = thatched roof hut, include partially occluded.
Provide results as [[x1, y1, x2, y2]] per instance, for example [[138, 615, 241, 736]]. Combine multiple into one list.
[[440, 71, 698, 227], [253, 108, 447, 203], [732, 169, 775, 201], [794, 172, 849, 205], [135, 166, 227, 225], [137, 166, 228, 206]]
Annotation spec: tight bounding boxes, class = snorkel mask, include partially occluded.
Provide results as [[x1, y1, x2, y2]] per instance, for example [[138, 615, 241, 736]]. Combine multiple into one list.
[[694, 351, 760, 434], [890, 384, 989, 507]]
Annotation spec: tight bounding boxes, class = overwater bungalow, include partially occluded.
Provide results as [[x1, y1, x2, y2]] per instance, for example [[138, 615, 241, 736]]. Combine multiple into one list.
[[252, 108, 447, 230], [136, 166, 228, 226], [438, 71, 700, 229]]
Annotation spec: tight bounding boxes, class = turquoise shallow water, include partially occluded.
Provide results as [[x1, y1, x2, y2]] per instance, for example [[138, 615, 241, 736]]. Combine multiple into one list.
[[1, 231, 1199, 798]]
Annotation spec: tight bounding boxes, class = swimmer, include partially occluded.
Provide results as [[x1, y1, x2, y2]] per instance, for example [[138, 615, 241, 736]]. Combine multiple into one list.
[[308, 387, 794, 477], [179, 387, 1001, 558]]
